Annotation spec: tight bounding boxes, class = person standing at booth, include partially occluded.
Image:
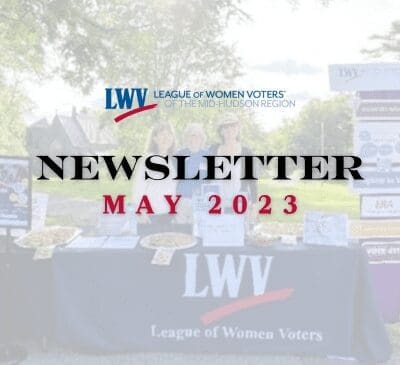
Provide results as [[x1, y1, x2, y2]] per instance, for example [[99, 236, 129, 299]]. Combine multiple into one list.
[[208, 115, 258, 209], [174, 123, 208, 225], [132, 122, 177, 234], [176, 123, 208, 198]]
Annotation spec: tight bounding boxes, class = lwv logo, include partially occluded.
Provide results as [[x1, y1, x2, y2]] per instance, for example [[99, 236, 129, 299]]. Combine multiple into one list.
[[105, 88, 157, 123], [183, 253, 294, 326], [184, 254, 274, 298]]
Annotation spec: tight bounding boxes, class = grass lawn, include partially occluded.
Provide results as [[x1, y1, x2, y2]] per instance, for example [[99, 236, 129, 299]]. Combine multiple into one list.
[[258, 180, 359, 222], [34, 178, 133, 201]]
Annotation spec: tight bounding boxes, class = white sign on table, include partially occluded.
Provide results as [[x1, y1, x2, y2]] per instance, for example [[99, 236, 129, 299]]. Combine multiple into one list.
[[361, 195, 400, 219], [202, 214, 244, 247], [303, 211, 349, 247], [103, 236, 139, 249], [31, 192, 49, 229], [67, 236, 107, 249]]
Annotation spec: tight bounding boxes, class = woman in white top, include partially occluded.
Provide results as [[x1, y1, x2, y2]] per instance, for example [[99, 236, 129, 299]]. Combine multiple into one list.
[[132, 122, 177, 234]]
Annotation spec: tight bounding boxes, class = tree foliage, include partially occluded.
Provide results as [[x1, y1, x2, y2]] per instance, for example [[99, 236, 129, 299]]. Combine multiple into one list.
[[265, 95, 353, 155], [362, 20, 400, 59], [1, 0, 352, 156], [1, 0, 247, 90], [0, 0, 249, 153], [0, 83, 27, 154]]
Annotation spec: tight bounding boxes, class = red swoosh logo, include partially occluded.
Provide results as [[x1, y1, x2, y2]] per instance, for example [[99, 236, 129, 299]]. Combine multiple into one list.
[[200, 288, 294, 326], [114, 103, 158, 123]]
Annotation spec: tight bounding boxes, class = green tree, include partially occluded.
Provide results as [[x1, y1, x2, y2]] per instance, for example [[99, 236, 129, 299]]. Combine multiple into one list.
[[362, 20, 400, 59], [0, 0, 249, 153], [265, 95, 353, 155], [0, 84, 27, 154]]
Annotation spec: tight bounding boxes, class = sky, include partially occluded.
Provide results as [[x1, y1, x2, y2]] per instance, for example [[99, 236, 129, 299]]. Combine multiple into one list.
[[228, 0, 400, 128], [26, 0, 400, 129]]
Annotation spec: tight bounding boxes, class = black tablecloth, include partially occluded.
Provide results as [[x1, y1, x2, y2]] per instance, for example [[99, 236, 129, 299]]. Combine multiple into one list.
[[0, 243, 53, 343], [42, 244, 391, 363]]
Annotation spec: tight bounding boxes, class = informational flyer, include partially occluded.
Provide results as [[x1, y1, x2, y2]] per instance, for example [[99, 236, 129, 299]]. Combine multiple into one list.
[[0, 156, 31, 229], [2, 1, 400, 364], [354, 121, 400, 164]]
